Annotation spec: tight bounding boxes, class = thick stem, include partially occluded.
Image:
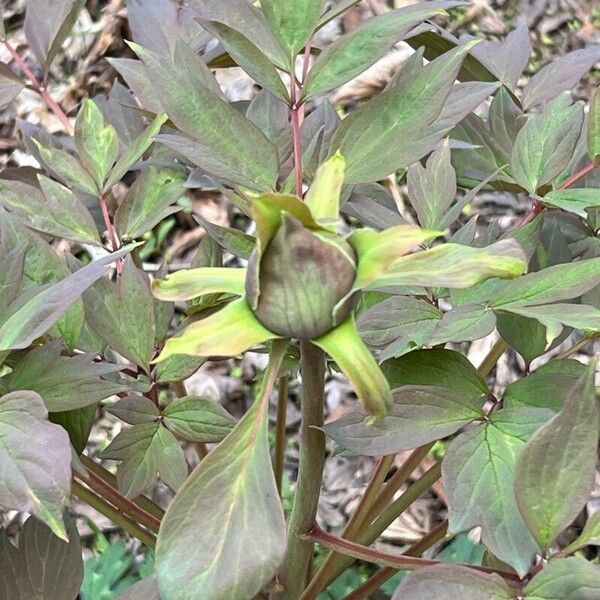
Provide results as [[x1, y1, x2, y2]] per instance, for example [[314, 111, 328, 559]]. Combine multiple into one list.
[[274, 375, 289, 496], [271, 341, 326, 599], [290, 82, 303, 197], [303, 526, 521, 583], [71, 479, 157, 548], [477, 338, 509, 378], [80, 454, 165, 520]]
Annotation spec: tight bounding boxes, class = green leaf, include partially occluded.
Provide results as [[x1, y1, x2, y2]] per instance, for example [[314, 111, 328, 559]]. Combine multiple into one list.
[[84, 256, 155, 370], [107, 395, 161, 425], [302, 2, 454, 100], [562, 511, 600, 554], [105, 113, 168, 190], [132, 41, 279, 191], [503, 359, 587, 413], [156, 355, 205, 384], [514, 361, 599, 552], [117, 577, 161, 600], [331, 42, 480, 184], [540, 188, 600, 217], [587, 86, 600, 163], [489, 86, 524, 158], [155, 341, 287, 600], [0, 514, 83, 600], [260, 0, 326, 57], [304, 152, 345, 230], [523, 557, 600, 599], [0, 63, 25, 108], [114, 167, 186, 240], [325, 384, 485, 455], [444, 407, 554, 575], [7, 340, 126, 411], [496, 313, 552, 365], [152, 267, 246, 302], [314, 315, 391, 419], [163, 396, 236, 443], [371, 240, 526, 289], [0, 243, 134, 352], [490, 257, 600, 308], [75, 99, 119, 189], [391, 564, 513, 600], [381, 348, 488, 399], [0, 176, 101, 245], [197, 20, 288, 102], [33, 139, 99, 195], [426, 303, 496, 347], [101, 422, 187, 498], [50, 403, 98, 455], [0, 391, 71, 539], [194, 217, 256, 259], [157, 299, 279, 362], [511, 94, 584, 194]]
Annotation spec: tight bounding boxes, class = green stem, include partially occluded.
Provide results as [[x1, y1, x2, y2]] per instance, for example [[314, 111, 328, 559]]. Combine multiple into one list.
[[72, 479, 157, 548], [478, 339, 508, 378], [274, 375, 289, 496], [271, 341, 326, 599]]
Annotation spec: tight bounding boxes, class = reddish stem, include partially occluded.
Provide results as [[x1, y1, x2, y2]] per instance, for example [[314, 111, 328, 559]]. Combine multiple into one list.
[[3, 39, 74, 135], [290, 82, 303, 197], [518, 162, 598, 226], [100, 194, 122, 273], [302, 525, 522, 584]]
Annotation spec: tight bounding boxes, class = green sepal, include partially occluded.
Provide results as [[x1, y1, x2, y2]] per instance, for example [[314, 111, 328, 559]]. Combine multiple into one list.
[[152, 268, 246, 301], [313, 315, 391, 419], [155, 299, 280, 362]]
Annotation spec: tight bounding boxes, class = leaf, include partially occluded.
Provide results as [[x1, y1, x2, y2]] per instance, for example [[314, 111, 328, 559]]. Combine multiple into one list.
[[195, 217, 256, 259], [540, 188, 600, 218], [260, 0, 326, 56], [0, 391, 71, 538], [496, 313, 551, 365], [444, 407, 554, 575], [357, 296, 442, 350], [0, 63, 25, 109], [314, 315, 391, 419], [514, 361, 599, 552], [489, 86, 524, 158], [588, 86, 600, 163], [152, 267, 246, 301], [302, 2, 455, 99], [163, 396, 236, 443], [157, 299, 278, 362], [0, 176, 101, 245], [426, 303, 497, 347], [75, 99, 119, 189], [468, 25, 531, 90], [33, 139, 99, 195], [490, 257, 600, 308], [156, 354, 205, 384], [114, 167, 186, 240], [391, 564, 513, 600], [198, 20, 288, 102], [132, 41, 279, 191], [0, 514, 83, 600], [0, 244, 134, 352], [331, 42, 479, 184], [105, 113, 169, 190], [407, 140, 456, 229], [511, 95, 584, 194], [503, 359, 587, 413], [563, 511, 600, 554], [522, 47, 600, 110], [83, 256, 155, 370], [7, 341, 126, 411], [107, 395, 161, 425], [155, 341, 287, 600], [381, 348, 488, 399], [24, 0, 85, 71], [371, 240, 527, 289], [523, 557, 600, 600], [101, 422, 187, 498], [118, 577, 161, 600], [325, 385, 485, 456], [50, 403, 98, 455]]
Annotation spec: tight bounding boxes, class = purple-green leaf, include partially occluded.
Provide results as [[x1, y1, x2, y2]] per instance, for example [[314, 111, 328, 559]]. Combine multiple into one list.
[[523, 557, 600, 599]]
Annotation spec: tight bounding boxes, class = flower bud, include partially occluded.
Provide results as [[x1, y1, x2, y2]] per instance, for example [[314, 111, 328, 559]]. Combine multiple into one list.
[[246, 213, 357, 339]]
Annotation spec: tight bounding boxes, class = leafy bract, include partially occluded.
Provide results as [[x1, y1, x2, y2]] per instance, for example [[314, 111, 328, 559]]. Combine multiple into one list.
[[514, 361, 599, 552], [0, 391, 71, 539], [155, 341, 287, 600]]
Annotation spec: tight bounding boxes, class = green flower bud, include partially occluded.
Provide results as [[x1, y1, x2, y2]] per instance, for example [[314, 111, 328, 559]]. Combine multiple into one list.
[[246, 213, 357, 339]]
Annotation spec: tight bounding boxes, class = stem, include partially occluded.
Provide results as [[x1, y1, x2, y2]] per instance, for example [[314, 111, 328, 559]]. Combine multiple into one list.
[[303, 526, 521, 583], [80, 454, 165, 520], [342, 521, 449, 600], [555, 333, 598, 360], [72, 479, 157, 548], [477, 339, 509, 378], [3, 39, 74, 135], [290, 80, 303, 197], [271, 341, 326, 600], [274, 375, 289, 496]]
